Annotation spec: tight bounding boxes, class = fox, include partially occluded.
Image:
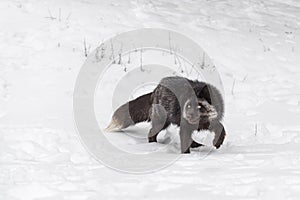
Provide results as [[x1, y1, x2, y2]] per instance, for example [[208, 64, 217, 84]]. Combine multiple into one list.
[[106, 76, 226, 153]]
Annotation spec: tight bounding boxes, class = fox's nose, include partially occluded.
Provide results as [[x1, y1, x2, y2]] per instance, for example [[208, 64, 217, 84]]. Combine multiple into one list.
[[189, 113, 195, 118], [188, 112, 199, 119]]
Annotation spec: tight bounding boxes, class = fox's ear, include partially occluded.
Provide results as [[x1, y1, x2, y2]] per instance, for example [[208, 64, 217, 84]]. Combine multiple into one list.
[[199, 84, 212, 104]]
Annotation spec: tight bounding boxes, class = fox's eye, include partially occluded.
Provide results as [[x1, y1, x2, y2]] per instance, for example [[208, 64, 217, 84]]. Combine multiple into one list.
[[197, 105, 201, 109], [187, 104, 191, 109]]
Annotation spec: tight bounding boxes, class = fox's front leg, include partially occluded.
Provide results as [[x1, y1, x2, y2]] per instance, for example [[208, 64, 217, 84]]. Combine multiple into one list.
[[209, 120, 226, 149], [179, 127, 193, 154], [148, 104, 169, 143], [179, 119, 198, 153]]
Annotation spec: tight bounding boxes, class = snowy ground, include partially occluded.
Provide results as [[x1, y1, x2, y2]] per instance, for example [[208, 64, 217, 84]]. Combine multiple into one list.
[[1, 0, 300, 199]]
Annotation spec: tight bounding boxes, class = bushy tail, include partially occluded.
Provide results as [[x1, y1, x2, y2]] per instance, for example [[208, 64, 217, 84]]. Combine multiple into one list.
[[105, 92, 153, 132]]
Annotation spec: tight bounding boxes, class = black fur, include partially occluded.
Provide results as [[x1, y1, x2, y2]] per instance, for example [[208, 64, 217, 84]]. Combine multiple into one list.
[[106, 76, 226, 153]]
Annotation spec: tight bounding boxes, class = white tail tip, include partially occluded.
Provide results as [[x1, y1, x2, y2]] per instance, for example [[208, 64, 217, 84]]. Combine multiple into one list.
[[104, 119, 122, 132]]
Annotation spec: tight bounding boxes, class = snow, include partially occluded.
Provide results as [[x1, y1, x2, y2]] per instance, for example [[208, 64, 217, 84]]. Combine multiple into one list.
[[1, 0, 300, 199]]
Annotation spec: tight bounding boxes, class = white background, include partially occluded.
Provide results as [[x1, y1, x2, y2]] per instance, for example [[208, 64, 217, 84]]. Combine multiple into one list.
[[0, 0, 300, 199]]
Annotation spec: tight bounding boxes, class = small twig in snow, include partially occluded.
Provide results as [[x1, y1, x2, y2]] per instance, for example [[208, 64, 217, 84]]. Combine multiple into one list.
[[173, 48, 183, 73], [140, 48, 144, 71], [255, 123, 258, 136], [242, 74, 248, 82], [118, 53, 122, 65], [110, 39, 116, 64], [118, 43, 123, 65], [231, 78, 236, 95], [83, 38, 88, 57], [188, 63, 193, 76], [127, 52, 131, 64], [168, 32, 173, 55], [66, 12, 72, 20], [95, 42, 105, 61], [201, 52, 206, 69], [47, 8, 55, 20], [59, 8, 61, 22]]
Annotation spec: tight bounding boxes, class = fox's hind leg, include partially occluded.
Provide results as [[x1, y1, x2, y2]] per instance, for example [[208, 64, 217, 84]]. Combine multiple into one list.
[[148, 104, 170, 143]]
